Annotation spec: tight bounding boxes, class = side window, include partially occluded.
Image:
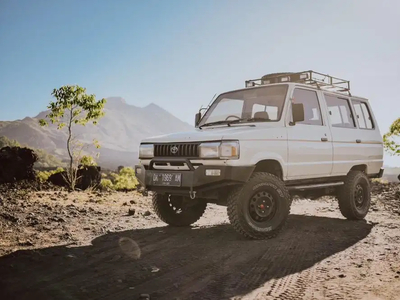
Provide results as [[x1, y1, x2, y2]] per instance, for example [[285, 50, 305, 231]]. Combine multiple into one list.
[[352, 101, 374, 129], [361, 102, 374, 129], [292, 89, 322, 125], [324, 95, 355, 128]]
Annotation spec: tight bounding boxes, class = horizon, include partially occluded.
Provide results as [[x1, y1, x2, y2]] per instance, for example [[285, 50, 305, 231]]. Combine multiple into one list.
[[1, 0, 399, 166]]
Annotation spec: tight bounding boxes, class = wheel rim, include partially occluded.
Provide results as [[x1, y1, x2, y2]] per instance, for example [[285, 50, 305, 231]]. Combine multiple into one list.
[[168, 195, 185, 214], [354, 183, 365, 208], [249, 191, 277, 222]]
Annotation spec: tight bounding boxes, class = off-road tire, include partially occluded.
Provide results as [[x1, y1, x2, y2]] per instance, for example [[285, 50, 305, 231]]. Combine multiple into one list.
[[337, 171, 371, 220], [152, 193, 207, 226], [227, 172, 291, 240]]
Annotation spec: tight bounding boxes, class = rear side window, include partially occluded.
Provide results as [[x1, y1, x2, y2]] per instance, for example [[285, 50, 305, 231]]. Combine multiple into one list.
[[324, 95, 355, 128], [292, 89, 322, 125], [352, 100, 374, 129]]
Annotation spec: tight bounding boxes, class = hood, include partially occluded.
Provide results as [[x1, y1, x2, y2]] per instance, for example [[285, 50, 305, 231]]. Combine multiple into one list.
[[141, 123, 280, 143]]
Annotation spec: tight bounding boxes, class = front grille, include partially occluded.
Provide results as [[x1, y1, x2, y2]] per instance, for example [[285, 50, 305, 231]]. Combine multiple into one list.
[[154, 143, 200, 157]]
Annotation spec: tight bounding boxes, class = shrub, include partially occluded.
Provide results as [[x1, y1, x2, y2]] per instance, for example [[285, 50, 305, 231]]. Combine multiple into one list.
[[80, 155, 97, 166], [100, 178, 114, 190], [112, 167, 138, 191], [36, 167, 65, 183]]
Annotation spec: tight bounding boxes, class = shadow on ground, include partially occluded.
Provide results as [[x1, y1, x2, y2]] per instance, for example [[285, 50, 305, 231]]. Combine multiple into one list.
[[0, 214, 373, 300]]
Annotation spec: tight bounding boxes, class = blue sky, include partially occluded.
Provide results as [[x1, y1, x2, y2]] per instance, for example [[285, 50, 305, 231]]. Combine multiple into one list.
[[1, 0, 400, 165]]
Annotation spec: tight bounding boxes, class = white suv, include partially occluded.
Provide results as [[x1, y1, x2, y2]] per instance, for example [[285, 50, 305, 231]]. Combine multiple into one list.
[[135, 71, 384, 239]]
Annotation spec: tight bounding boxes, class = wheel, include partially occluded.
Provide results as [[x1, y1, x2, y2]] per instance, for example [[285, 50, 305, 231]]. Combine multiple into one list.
[[337, 171, 371, 220], [152, 193, 207, 226], [227, 172, 291, 240]]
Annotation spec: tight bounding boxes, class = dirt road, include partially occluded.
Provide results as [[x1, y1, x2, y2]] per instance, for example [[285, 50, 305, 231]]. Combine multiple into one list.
[[0, 185, 400, 300]]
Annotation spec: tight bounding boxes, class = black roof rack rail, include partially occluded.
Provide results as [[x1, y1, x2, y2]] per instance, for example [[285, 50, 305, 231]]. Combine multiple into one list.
[[245, 70, 351, 96]]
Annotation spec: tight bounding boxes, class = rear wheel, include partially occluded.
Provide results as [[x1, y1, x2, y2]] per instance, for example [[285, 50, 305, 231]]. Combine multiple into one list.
[[227, 172, 291, 240], [152, 193, 207, 226], [338, 171, 371, 220]]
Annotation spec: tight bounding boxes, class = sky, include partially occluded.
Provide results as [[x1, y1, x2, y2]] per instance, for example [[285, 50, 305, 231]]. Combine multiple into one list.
[[1, 0, 400, 166]]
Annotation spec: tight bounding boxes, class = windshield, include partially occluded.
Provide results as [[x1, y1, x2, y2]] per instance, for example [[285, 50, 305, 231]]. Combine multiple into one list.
[[199, 84, 288, 127]]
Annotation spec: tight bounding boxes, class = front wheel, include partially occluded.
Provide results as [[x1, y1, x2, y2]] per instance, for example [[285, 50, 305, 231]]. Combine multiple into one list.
[[227, 172, 291, 240], [152, 193, 207, 226], [337, 171, 371, 220]]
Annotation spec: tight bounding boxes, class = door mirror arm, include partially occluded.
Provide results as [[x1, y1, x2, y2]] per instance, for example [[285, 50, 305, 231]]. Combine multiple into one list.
[[195, 112, 202, 127]]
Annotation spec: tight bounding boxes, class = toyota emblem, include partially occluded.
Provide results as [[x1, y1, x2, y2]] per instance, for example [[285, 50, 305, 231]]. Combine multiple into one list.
[[171, 145, 179, 154]]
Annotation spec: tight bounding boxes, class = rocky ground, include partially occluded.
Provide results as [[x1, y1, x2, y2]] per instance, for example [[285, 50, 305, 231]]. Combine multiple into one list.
[[0, 182, 399, 300]]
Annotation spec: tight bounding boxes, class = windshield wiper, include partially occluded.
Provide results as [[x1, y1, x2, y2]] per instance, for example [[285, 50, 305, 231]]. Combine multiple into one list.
[[200, 117, 271, 129], [244, 117, 270, 123], [199, 118, 252, 129], [199, 120, 236, 129]]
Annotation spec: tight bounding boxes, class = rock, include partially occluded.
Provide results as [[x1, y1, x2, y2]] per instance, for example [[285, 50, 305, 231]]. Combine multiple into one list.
[[0, 146, 38, 183], [138, 294, 150, 300], [48, 165, 101, 190], [0, 212, 19, 223], [338, 274, 346, 278], [128, 208, 136, 216], [49, 216, 65, 223], [130, 200, 136, 204], [18, 239, 34, 246], [143, 210, 151, 217], [122, 202, 128, 206]]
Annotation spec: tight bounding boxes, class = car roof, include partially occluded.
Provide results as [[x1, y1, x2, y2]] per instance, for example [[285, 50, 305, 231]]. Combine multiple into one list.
[[222, 82, 369, 102]]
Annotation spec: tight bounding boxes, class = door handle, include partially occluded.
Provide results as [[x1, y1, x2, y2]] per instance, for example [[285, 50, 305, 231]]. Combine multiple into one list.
[[356, 139, 361, 143], [321, 137, 328, 142]]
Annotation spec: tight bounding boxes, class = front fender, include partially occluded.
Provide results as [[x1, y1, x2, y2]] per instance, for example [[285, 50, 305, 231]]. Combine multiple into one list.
[[249, 152, 287, 178]]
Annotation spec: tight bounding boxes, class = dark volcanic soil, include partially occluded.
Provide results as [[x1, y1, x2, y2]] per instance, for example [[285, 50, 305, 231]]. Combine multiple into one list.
[[0, 182, 400, 300]]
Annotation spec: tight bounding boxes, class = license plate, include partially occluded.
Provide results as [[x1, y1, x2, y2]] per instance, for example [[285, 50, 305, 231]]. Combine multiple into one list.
[[152, 172, 182, 187]]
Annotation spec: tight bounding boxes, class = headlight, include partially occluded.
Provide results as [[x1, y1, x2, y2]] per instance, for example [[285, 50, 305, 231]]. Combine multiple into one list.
[[220, 141, 240, 159], [199, 142, 220, 158], [139, 144, 154, 158], [199, 141, 239, 159]]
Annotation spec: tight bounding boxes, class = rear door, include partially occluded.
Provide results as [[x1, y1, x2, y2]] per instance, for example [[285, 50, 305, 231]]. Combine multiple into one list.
[[351, 99, 383, 175], [287, 88, 333, 180]]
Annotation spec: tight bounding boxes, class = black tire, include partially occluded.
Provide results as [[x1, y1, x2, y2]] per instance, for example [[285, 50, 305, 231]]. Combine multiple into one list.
[[227, 172, 291, 240], [152, 193, 207, 226], [338, 171, 371, 220]]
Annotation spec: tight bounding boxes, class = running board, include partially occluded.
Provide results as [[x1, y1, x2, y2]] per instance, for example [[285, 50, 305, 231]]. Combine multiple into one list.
[[287, 182, 344, 191]]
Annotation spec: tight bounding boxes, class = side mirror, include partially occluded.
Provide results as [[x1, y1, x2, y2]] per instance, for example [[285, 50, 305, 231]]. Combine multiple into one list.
[[195, 112, 201, 127], [292, 103, 305, 124]]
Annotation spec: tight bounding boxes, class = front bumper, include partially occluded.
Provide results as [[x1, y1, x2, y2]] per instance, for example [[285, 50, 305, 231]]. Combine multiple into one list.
[[135, 158, 254, 192]]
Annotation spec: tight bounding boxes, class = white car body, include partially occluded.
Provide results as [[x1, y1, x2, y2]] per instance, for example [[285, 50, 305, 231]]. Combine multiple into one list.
[[139, 83, 383, 181]]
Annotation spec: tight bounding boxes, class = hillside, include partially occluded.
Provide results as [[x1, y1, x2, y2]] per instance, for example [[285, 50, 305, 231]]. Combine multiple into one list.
[[0, 98, 193, 168], [0, 136, 63, 168]]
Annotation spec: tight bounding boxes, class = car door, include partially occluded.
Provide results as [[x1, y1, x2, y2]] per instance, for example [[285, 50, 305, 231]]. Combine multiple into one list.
[[324, 93, 360, 176], [351, 99, 383, 175], [287, 88, 333, 180]]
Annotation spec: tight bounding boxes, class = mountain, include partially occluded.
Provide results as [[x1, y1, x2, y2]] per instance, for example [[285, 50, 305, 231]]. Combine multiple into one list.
[[0, 97, 193, 169]]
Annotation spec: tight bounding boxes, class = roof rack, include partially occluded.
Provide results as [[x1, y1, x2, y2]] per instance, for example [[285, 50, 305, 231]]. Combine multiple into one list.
[[245, 70, 351, 95]]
